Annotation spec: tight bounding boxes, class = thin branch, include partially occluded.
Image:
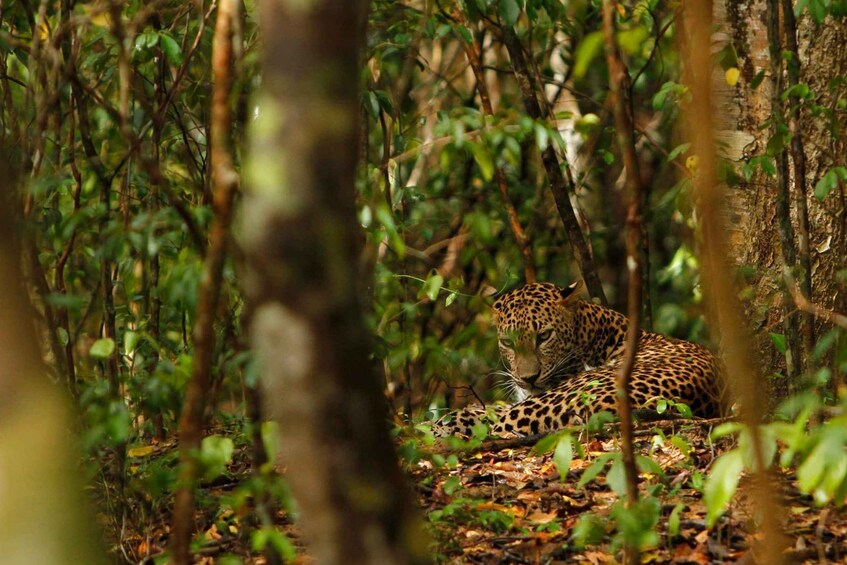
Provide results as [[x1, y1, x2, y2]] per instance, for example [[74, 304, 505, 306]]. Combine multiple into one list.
[[499, 25, 607, 305], [454, 10, 536, 282], [786, 276, 847, 329], [602, 2, 642, 562]]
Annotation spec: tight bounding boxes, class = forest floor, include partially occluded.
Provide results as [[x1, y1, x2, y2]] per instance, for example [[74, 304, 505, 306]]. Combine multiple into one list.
[[109, 417, 847, 564]]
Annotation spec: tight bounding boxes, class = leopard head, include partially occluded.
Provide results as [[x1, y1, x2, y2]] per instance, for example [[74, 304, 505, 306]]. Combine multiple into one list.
[[492, 281, 584, 400]]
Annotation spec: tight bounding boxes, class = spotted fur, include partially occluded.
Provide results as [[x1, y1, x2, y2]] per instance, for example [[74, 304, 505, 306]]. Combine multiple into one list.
[[434, 282, 727, 437]]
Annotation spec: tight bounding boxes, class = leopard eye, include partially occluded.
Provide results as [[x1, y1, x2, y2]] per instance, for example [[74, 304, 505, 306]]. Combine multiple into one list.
[[536, 329, 553, 345], [498, 336, 514, 349]]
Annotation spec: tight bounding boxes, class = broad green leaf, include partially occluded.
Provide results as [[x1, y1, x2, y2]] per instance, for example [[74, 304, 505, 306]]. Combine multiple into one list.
[[667, 503, 684, 539], [442, 475, 462, 495], [578, 453, 615, 488], [573, 31, 603, 79], [606, 458, 627, 496], [815, 169, 840, 201], [421, 273, 444, 301], [769, 332, 788, 355], [704, 449, 744, 526], [553, 433, 574, 481], [499, 0, 521, 26], [124, 330, 139, 354], [470, 143, 494, 181], [667, 143, 691, 162], [200, 435, 234, 481], [570, 513, 606, 548], [159, 33, 182, 66], [90, 337, 116, 359]]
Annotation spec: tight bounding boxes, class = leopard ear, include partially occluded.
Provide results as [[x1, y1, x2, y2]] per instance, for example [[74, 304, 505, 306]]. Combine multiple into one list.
[[558, 280, 584, 308]]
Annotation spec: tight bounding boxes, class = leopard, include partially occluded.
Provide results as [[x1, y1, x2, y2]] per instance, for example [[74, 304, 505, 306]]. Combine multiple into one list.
[[433, 281, 728, 437]]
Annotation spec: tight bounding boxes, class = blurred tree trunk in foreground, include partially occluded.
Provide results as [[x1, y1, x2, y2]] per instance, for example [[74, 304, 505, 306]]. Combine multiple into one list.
[[714, 0, 847, 387], [0, 168, 104, 564], [243, 2, 427, 563]]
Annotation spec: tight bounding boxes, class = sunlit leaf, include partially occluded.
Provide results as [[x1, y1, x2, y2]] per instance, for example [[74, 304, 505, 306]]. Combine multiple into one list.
[[573, 31, 603, 79], [499, 0, 521, 26], [704, 449, 744, 526], [90, 338, 116, 359]]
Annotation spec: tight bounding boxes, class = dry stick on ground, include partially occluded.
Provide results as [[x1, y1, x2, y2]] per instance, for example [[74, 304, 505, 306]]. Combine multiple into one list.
[[780, 0, 815, 357], [169, 1, 240, 562], [680, 2, 788, 562], [602, 2, 643, 563], [454, 10, 536, 283], [499, 26, 607, 305], [765, 0, 803, 380]]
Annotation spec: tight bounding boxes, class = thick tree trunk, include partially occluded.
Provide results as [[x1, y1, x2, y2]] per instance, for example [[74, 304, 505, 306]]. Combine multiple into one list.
[[714, 0, 847, 388], [244, 2, 427, 563], [0, 167, 104, 564]]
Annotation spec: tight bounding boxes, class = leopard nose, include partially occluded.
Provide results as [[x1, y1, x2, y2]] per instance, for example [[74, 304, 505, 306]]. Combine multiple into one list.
[[524, 373, 540, 387]]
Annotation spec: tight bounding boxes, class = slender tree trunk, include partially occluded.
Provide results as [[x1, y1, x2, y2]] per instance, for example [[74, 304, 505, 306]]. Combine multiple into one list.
[[243, 2, 427, 563], [602, 3, 642, 562], [170, 2, 241, 562], [680, 2, 787, 561], [500, 26, 608, 304]]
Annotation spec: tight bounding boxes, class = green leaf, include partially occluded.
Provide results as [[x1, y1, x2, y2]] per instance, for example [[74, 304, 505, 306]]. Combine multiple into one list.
[[674, 402, 693, 418], [606, 458, 627, 495], [499, 0, 521, 26], [261, 421, 280, 464], [667, 503, 685, 539], [57, 327, 69, 347], [815, 169, 840, 201], [750, 69, 767, 90], [90, 338, 116, 359], [454, 25, 473, 45], [636, 455, 664, 478], [703, 449, 744, 526], [667, 143, 691, 162], [445, 291, 458, 307], [124, 330, 139, 354], [769, 332, 788, 355], [159, 33, 183, 66], [553, 433, 574, 481], [421, 273, 444, 301], [573, 31, 604, 79], [570, 513, 606, 548], [578, 453, 615, 488], [442, 475, 462, 495], [470, 143, 494, 181], [200, 435, 234, 481], [252, 528, 296, 562]]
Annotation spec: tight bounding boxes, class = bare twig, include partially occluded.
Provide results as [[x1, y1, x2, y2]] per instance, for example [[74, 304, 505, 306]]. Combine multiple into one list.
[[786, 276, 847, 329]]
